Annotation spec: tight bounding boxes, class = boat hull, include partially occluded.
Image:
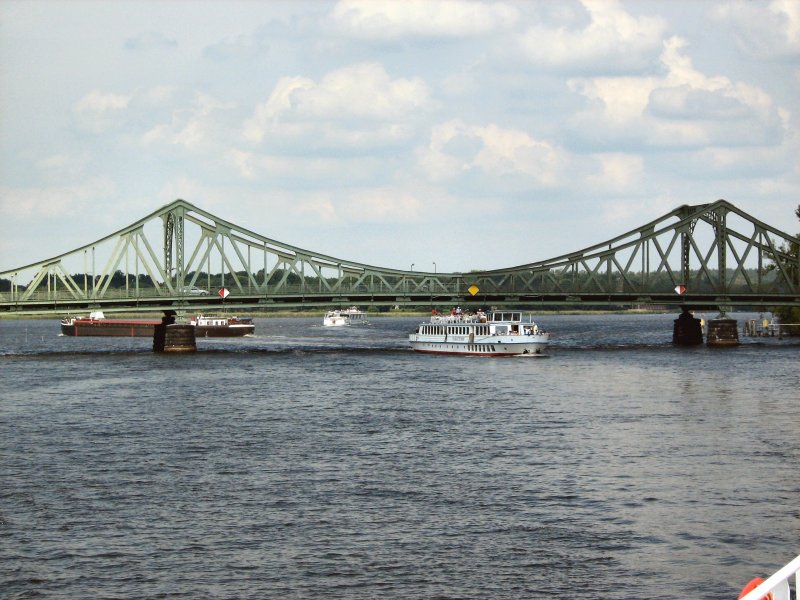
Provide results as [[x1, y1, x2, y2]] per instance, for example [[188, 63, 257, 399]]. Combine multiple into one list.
[[322, 317, 348, 326], [409, 337, 549, 356], [61, 317, 255, 338], [194, 324, 255, 337], [60, 321, 159, 337]]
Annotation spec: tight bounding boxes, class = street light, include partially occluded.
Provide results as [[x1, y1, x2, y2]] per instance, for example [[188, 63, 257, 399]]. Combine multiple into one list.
[[433, 262, 437, 273], [410, 263, 414, 271]]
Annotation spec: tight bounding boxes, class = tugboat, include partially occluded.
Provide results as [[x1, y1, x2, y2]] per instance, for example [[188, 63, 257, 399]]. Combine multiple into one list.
[[409, 309, 549, 356], [189, 315, 255, 337]]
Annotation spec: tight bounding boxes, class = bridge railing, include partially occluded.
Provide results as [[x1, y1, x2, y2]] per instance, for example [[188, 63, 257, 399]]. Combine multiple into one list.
[[738, 554, 799, 600], [0, 270, 794, 307]]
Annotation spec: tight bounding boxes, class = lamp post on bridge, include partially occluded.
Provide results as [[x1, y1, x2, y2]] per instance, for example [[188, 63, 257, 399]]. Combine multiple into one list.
[[410, 264, 414, 271], [433, 262, 436, 273]]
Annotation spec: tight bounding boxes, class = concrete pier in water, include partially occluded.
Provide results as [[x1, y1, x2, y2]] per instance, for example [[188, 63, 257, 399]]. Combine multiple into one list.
[[153, 311, 196, 353], [706, 317, 740, 347], [672, 308, 703, 346]]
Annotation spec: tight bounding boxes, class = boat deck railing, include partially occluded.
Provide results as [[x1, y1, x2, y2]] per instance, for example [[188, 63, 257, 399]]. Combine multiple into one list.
[[430, 314, 484, 324], [739, 554, 800, 600]]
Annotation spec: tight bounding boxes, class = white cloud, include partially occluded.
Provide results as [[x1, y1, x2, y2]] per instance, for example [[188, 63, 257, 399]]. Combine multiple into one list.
[[226, 149, 394, 188], [36, 153, 91, 180], [2, 1, 797, 272], [647, 85, 752, 121], [72, 91, 132, 133], [419, 120, 568, 186], [715, 0, 800, 59], [242, 76, 315, 144], [567, 36, 786, 149], [331, 0, 519, 39], [0, 177, 116, 219], [598, 195, 678, 230], [140, 85, 178, 106], [588, 153, 644, 192], [75, 91, 131, 113], [517, 0, 667, 73], [73, 86, 183, 136], [338, 187, 425, 221], [243, 62, 431, 148], [204, 28, 273, 61], [296, 63, 429, 120], [142, 92, 234, 151], [292, 187, 425, 223], [123, 31, 178, 51], [291, 193, 339, 222]]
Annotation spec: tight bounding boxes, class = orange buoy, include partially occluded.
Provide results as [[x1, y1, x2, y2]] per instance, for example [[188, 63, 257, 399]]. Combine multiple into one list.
[[738, 577, 773, 600]]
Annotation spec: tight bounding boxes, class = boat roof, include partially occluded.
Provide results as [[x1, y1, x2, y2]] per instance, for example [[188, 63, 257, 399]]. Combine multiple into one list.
[[428, 311, 525, 324]]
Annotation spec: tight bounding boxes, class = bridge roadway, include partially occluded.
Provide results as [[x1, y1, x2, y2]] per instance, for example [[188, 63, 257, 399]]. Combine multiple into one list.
[[0, 288, 796, 317], [0, 198, 797, 316]]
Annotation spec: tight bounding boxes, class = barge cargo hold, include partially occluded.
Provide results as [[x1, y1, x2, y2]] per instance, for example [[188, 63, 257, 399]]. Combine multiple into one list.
[[61, 312, 256, 338], [60, 312, 160, 337]]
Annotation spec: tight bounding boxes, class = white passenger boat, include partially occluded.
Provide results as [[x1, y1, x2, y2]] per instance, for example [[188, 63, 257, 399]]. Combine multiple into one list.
[[322, 306, 368, 327], [409, 310, 550, 356]]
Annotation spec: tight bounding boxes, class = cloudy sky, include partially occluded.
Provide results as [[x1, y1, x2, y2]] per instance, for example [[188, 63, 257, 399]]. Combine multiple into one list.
[[1, 0, 798, 274]]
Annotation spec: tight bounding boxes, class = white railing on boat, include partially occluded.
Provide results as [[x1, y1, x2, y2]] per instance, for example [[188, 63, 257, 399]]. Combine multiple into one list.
[[430, 314, 482, 324], [739, 554, 800, 600]]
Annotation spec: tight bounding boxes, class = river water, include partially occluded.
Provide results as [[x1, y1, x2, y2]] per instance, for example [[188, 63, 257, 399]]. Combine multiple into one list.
[[1, 312, 797, 599]]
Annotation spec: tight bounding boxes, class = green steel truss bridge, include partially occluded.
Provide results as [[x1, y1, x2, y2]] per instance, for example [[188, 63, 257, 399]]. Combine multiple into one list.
[[1, 198, 797, 316]]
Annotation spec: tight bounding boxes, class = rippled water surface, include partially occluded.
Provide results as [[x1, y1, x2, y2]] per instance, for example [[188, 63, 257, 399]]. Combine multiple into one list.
[[1, 313, 798, 599]]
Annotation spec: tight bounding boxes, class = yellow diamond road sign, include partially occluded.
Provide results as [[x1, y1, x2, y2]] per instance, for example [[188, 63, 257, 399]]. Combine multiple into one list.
[[468, 285, 479, 296]]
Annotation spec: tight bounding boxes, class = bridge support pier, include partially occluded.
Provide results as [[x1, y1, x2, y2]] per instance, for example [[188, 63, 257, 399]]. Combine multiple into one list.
[[706, 316, 739, 347], [673, 308, 703, 346], [153, 310, 196, 353]]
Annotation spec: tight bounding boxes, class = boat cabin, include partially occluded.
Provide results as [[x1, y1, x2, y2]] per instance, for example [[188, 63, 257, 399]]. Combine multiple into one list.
[[489, 311, 522, 322], [419, 311, 541, 338]]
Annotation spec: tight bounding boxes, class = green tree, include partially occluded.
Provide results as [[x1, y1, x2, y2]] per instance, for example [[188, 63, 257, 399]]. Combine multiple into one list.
[[770, 204, 800, 334]]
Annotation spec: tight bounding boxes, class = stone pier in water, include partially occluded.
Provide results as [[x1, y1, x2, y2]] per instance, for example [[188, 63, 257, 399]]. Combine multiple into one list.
[[153, 311, 196, 353], [673, 308, 703, 346]]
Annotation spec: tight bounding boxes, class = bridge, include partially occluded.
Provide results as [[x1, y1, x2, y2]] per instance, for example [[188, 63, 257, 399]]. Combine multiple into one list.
[[0, 198, 797, 316]]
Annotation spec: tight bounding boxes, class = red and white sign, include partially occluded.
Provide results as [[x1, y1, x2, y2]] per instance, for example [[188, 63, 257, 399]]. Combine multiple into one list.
[[674, 284, 686, 295], [218, 288, 230, 299]]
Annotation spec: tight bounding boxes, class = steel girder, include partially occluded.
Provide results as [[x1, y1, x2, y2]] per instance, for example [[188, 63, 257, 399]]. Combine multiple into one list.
[[469, 200, 798, 299], [0, 198, 798, 313]]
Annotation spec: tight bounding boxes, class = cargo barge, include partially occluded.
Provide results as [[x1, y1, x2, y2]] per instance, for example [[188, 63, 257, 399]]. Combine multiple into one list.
[[60, 311, 255, 338], [60, 312, 161, 337]]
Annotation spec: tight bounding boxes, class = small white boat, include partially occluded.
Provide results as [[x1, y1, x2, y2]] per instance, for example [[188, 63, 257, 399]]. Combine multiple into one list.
[[323, 306, 368, 327], [409, 310, 550, 356]]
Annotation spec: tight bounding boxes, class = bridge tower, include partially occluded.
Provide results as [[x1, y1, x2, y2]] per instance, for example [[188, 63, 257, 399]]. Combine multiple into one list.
[[162, 202, 186, 293]]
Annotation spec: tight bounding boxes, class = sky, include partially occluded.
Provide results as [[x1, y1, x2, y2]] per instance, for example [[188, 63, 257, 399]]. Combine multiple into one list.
[[1, 0, 799, 274]]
